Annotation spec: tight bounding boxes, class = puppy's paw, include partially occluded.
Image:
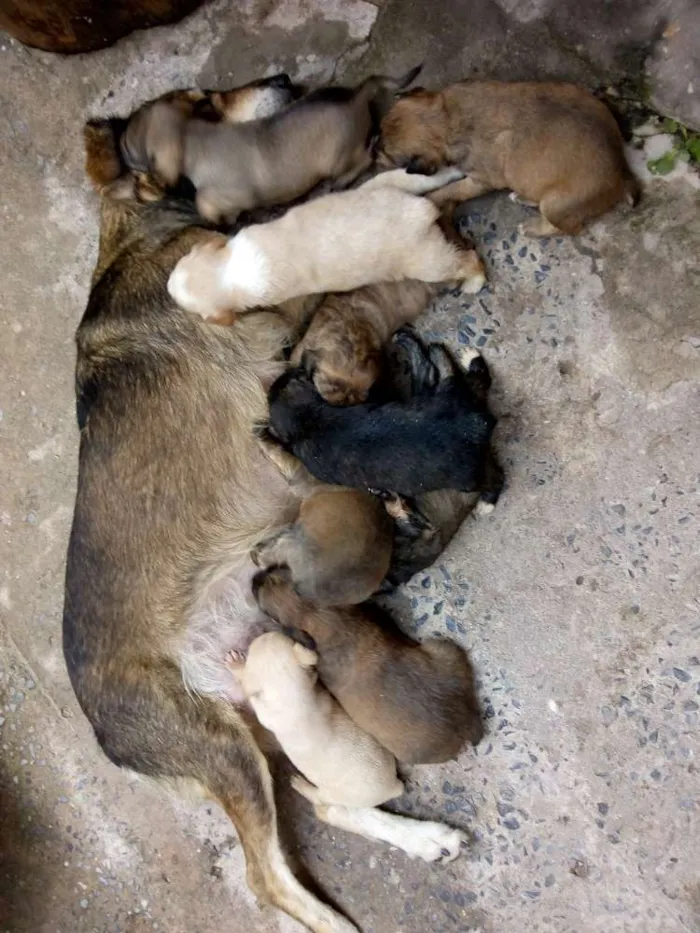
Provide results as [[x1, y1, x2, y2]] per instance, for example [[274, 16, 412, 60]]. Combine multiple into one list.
[[475, 498, 495, 517], [460, 270, 487, 295], [408, 822, 468, 863], [457, 347, 483, 369]]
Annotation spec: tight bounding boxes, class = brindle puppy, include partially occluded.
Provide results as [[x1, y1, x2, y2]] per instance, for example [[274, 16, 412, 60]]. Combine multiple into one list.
[[64, 100, 471, 933]]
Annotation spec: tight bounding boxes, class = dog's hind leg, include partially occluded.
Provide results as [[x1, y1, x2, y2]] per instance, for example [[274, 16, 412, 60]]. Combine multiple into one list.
[[96, 667, 356, 933], [310, 803, 467, 864], [403, 224, 486, 294]]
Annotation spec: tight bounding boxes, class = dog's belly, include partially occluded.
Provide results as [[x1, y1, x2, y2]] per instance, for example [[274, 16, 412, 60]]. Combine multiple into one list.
[[180, 558, 274, 704]]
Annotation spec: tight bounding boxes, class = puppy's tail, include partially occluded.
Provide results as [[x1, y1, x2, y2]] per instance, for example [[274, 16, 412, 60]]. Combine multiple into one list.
[[355, 64, 423, 124]]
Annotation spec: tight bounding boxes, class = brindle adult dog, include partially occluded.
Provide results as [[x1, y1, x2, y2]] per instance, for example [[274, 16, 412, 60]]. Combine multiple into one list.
[[64, 81, 470, 933]]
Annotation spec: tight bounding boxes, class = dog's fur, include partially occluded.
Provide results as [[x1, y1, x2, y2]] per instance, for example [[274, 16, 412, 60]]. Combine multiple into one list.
[[254, 569, 482, 763], [167, 167, 486, 319], [252, 488, 393, 606], [122, 69, 421, 223], [66, 106, 470, 933], [228, 632, 403, 807], [291, 280, 441, 405], [263, 336, 502, 500], [379, 81, 640, 235]]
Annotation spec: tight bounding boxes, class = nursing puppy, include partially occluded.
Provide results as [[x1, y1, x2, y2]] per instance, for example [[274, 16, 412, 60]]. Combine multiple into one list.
[[254, 569, 483, 764], [227, 632, 403, 808], [379, 81, 640, 235], [262, 340, 502, 500], [252, 488, 393, 606], [123, 68, 421, 223], [120, 75, 301, 187], [167, 167, 486, 320], [291, 280, 441, 405]]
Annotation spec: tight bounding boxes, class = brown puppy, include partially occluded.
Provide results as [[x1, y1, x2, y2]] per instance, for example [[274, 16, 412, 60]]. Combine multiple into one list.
[[291, 280, 440, 405], [120, 75, 300, 187], [68, 111, 469, 933], [379, 81, 640, 236], [254, 568, 483, 764], [253, 488, 393, 606], [123, 68, 421, 223]]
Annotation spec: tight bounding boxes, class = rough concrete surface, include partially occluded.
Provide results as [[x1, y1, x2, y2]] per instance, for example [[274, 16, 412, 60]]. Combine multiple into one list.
[[1, 2, 699, 932]]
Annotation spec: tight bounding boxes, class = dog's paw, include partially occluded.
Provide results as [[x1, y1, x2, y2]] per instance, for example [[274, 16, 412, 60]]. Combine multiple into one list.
[[408, 822, 468, 863]]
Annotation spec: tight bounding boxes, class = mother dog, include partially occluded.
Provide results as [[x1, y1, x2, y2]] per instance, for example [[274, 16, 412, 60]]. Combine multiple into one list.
[[65, 78, 469, 933]]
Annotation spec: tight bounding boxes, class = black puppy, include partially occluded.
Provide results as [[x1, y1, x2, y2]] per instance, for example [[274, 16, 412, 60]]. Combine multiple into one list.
[[263, 329, 502, 500]]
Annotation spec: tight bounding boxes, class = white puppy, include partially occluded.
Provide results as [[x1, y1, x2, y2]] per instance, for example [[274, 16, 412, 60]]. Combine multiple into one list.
[[228, 632, 403, 808], [167, 168, 486, 320]]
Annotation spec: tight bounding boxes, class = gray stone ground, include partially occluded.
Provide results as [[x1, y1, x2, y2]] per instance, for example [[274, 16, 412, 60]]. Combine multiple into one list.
[[1, 2, 699, 932]]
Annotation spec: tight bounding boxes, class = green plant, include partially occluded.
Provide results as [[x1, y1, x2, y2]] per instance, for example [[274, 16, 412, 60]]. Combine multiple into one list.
[[647, 119, 700, 175]]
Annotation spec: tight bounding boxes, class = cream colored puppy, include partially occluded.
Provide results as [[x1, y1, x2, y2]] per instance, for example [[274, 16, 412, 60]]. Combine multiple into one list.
[[228, 632, 403, 808], [167, 168, 486, 320]]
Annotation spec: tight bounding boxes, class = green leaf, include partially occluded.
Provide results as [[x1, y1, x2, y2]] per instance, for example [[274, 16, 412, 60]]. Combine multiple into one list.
[[677, 148, 691, 162], [685, 136, 700, 163], [647, 151, 678, 175], [662, 118, 679, 134]]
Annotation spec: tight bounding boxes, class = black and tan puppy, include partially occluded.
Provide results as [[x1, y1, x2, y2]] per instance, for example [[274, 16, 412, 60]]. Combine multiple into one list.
[[254, 567, 483, 764], [122, 67, 422, 223], [379, 81, 640, 235], [263, 335, 502, 500]]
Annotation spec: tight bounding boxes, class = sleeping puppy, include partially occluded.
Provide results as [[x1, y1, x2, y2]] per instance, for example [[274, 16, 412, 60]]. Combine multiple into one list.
[[261, 338, 502, 500], [252, 488, 393, 606], [227, 632, 403, 808], [167, 167, 486, 320], [379, 81, 640, 236], [375, 327, 502, 588], [290, 281, 441, 405], [254, 568, 483, 764], [122, 67, 422, 223], [120, 75, 300, 188]]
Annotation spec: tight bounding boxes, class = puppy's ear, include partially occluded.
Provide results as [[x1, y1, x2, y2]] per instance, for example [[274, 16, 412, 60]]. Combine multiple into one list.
[[147, 102, 187, 186], [84, 119, 126, 191], [406, 156, 438, 175], [292, 643, 318, 670]]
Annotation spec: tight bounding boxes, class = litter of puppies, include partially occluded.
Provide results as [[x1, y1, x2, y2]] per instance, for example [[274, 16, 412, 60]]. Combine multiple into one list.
[[66, 66, 641, 933]]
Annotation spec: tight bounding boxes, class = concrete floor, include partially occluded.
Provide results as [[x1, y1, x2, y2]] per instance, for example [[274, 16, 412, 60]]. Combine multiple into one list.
[[1, 2, 699, 932]]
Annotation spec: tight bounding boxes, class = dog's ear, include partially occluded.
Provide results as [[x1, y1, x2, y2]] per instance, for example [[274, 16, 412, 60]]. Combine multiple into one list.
[[405, 156, 438, 175], [292, 643, 318, 670]]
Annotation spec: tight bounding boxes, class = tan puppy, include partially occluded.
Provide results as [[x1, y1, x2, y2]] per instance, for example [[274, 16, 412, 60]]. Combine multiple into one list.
[[168, 167, 486, 319], [228, 632, 403, 808], [252, 488, 393, 606], [291, 280, 440, 405], [122, 70, 420, 223], [379, 81, 640, 236], [255, 569, 483, 764]]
